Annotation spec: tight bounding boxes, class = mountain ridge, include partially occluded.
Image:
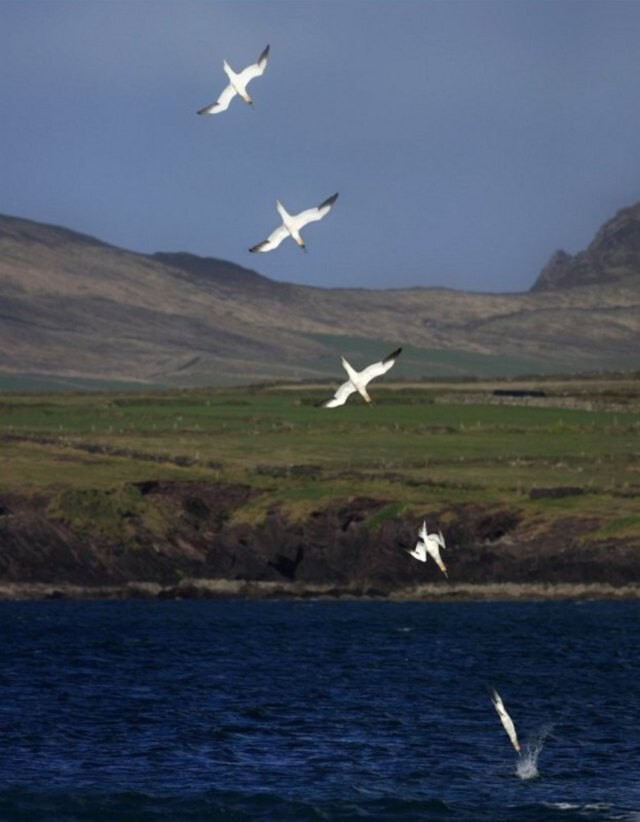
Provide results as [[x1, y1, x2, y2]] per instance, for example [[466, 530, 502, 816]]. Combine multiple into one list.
[[531, 201, 640, 291], [1, 205, 639, 386]]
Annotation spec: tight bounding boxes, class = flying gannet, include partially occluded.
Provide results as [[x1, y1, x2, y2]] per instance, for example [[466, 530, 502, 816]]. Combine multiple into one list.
[[407, 521, 448, 577], [249, 193, 339, 253], [197, 45, 270, 115], [490, 687, 521, 753], [319, 347, 402, 408]]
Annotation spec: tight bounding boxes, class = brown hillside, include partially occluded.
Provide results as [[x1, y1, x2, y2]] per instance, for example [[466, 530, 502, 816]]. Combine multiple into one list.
[[1, 209, 639, 385]]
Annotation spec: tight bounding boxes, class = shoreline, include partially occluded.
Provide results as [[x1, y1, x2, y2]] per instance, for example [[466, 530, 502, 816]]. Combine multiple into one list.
[[1, 579, 640, 602]]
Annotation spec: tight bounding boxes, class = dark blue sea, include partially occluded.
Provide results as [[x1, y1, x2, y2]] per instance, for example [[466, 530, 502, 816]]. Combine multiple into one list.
[[0, 599, 639, 821]]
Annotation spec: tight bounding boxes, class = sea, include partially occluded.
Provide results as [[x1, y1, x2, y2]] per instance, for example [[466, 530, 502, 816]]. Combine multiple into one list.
[[0, 599, 638, 821]]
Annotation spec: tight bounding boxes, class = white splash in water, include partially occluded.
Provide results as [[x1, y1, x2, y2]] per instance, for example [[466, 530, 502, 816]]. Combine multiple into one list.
[[516, 723, 553, 780]]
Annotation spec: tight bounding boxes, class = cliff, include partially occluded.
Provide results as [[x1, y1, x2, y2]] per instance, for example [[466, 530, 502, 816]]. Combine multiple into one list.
[[1, 481, 637, 599]]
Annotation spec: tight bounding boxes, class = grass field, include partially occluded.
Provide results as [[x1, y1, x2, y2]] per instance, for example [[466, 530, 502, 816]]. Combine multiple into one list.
[[1, 376, 639, 537], [303, 333, 549, 377]]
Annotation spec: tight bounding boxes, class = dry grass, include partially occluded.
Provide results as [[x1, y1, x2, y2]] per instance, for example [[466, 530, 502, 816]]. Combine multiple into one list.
[[1, 579, 639, 602], [2, 214, 640, 385]]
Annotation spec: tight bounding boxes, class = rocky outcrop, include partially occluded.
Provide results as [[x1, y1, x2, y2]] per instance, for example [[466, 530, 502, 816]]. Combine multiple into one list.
[[0, 482, 638, 598], [531, 202, 640, 291]]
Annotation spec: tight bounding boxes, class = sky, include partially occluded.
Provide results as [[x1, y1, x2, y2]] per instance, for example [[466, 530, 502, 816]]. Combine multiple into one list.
[[1, 0, 640, 293]]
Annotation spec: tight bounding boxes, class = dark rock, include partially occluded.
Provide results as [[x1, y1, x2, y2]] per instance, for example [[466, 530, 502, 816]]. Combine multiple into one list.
[[531, 202, 640, 291], [0, 483, 639, 595], [532, 250, 574, 292]]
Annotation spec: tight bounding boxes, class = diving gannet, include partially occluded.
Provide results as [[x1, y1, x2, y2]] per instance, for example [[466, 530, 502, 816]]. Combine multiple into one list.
[[490, 687, 521, 753], [407, 541, 428, 562], [197, 45, 270, 115], [319, 347, 402, 408], [249, 193, 339, 253], [413, 521, 449, 579]]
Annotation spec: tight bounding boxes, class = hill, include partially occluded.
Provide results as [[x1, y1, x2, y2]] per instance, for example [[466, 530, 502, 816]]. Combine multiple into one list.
[[1, 205, 639, 387], [531, 202, 640, 291]]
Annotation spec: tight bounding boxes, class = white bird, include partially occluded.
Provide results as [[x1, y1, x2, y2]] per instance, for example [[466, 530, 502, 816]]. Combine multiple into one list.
[[490, 687, 521, 753], [249, 193, 339, 253], [197, 45, 270, 115], [407, 541, 428, 562], [419, 520, 446, 552], [407, 521, 448, 577], [319, 347, 402, 408]]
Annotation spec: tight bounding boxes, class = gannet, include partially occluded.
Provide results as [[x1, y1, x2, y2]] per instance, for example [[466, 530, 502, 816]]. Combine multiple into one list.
[[407, 521, 448, 577], [249, 193, 339, 253], [319, 347, 402, 408], [421, 521, 448, 577], [197, 45, 270, 115], [490, 688, 521, 753], [407, 540, 427, 562]]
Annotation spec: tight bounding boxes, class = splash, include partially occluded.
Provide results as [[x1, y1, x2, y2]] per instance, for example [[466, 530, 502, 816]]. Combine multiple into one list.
[[516, 723, 553, 780]]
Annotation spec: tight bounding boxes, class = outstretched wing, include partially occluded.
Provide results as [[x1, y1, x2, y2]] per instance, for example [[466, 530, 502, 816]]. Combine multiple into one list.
[[197, 83, 237, 115], [320, 380, 357, 409], [418, 520, 429, 545], [249, 224, 289, 253], [436, 529, 446, 550], [359, 347, 402, 384], [408, 542, 427, 562], [237, 44, 270, 84], [293, 193, 339, 230]]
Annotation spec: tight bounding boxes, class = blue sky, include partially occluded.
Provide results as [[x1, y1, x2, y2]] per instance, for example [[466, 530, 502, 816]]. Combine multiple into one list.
[[1, 0, 640, 292]]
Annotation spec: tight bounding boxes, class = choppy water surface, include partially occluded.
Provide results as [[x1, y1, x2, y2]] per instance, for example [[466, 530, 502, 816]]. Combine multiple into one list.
[[0, 599, 639, 820]]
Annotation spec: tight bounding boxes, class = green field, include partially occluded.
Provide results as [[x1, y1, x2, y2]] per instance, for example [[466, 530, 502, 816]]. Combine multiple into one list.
[[2, 378, 639, 537], [303, 334, 550, 378]]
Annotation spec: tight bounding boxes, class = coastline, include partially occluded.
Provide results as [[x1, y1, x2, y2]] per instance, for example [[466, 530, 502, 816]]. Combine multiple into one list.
[[2, 579, 639, 602]]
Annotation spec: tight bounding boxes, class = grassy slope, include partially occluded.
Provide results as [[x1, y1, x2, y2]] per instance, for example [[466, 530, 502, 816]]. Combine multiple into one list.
[[1, 377, 639, 541]]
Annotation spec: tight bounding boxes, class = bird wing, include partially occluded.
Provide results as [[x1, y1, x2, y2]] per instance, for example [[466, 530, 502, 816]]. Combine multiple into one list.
[[491, 689, 521, 752], [320, 380, 357, 408], [237, 44, 270, 83], [340, 356, 361, 386], [358, 347, 402, 385], [408, 542, 427, 562], [437, 530, 446, 550], [418, 520, 429, 544], [249, 224, 289, 253], [291, 193, 339, 230], [197, 83, 237, 115]]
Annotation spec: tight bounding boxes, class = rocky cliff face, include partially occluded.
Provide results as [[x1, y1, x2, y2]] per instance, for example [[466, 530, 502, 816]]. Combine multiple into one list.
[[531, 202, 640, 291], [0, 481, 637, 598]]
